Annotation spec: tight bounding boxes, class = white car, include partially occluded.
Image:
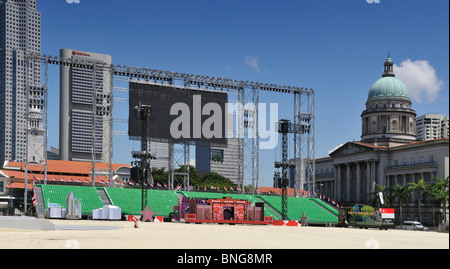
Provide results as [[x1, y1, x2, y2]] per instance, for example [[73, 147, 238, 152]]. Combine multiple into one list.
[[403, 221, 430, 231]]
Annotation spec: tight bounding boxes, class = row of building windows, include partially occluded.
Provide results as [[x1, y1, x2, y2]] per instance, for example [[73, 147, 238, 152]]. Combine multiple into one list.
[[71, 110, 105, 154], [316, 168, 335, 176], [316, 154, 437, 175], [392, 155, 434, 167], [368, 102, 411, 110]]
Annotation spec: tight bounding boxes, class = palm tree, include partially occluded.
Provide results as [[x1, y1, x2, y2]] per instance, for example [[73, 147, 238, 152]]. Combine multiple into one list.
[[390, 184, 412, 226], [408, 179, 427, 223], [423, 180, 439, 227], [432, 176, 449, 226]]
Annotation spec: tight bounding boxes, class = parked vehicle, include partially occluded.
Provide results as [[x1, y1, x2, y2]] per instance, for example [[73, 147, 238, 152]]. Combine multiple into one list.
[[403, 221, 429, 231]]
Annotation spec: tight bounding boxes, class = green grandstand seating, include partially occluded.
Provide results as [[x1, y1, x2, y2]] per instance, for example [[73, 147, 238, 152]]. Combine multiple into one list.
[[104, 188, 141, 215], [39, 185, 104, 215], [311, 198, 339, 216], [40, 186, 181, 217], [104, 188, 179, 217], [39, 185, 335, 223], [148, 189, 179, 217], [228, 194, 281, 220], [258, 195, 338, 224]]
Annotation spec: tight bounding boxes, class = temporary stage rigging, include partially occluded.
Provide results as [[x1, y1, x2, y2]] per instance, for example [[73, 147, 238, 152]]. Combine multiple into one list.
[[22, 52, 315, 213]]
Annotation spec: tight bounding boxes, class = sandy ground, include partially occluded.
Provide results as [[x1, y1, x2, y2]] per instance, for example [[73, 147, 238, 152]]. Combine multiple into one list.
[[0, 220, 448, 249]]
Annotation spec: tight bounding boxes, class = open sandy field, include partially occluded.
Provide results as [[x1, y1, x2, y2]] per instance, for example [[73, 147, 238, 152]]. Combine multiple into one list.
[[0, 219, 448, 250]]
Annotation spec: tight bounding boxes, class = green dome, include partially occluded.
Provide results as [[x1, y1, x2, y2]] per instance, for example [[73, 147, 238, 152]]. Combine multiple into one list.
[[368, 76, 409, 100]]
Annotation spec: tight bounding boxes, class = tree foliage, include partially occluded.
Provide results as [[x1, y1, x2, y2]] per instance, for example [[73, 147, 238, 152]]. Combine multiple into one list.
[[149, 165, 238, 191], [386, 176, 449, 225]]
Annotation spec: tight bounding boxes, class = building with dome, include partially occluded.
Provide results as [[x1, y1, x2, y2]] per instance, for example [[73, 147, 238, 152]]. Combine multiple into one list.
[[361, 56, 417, 146], [296, 56, 449, 225]]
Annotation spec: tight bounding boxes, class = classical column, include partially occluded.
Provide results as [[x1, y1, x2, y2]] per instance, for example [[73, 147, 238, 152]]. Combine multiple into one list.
[[326, 181, 331, 198], [346, 164, 351, 202], [366, 161, 371, 204], [371, 160, 376, 192], [328, 180, 332, 198], [337, 164, 342, 202], [356, 162, 361, 202], [377, 160, 384, 187], [333, 165, 338, 199]]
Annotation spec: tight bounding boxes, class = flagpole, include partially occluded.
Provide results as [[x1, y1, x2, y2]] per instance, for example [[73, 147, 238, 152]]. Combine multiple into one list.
[[24, 163, 29, 215]]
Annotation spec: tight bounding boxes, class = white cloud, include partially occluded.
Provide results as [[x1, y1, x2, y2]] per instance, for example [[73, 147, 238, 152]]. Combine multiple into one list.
[[394, 59, 444, 104], [244, 56, 260, 72]]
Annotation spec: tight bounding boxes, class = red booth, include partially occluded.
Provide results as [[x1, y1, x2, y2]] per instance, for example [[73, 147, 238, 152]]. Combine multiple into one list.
[[185, 197, 272, 225]]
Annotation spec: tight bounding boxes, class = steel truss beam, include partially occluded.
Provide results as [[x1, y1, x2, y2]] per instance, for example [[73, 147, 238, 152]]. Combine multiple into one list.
[[27, 53, 313, 94]]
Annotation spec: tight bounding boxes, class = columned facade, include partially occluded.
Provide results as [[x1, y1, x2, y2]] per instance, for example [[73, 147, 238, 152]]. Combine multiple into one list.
[[329, 159, 380, 205], [305, 56, 449, 226], [314, 138, 449, 225]]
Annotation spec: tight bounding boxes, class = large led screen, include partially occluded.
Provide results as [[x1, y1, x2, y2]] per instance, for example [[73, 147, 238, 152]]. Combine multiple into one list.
[[129, 82, 228, 146]]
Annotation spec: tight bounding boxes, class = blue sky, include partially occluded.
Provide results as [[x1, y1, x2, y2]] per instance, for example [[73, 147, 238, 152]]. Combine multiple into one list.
[[39, 0, 449, 187]]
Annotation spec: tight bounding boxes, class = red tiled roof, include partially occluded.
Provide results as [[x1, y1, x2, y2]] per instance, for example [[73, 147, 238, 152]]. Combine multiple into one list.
[[346, 138, 448, 151], [6, 182, 33, 190], [390, 137, 449, 149], [258, 187, 308, 197], [352, 141, 388, 149], [5, 160, 130, 175], [315, 156, 332, 161], [1, 170, 35, 180], [1, 171, 114, 185], [1, 160, 130, 189]]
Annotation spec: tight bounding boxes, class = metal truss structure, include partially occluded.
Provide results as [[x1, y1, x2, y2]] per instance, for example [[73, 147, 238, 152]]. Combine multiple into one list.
[[293, 91, 316, 196], [90, 62, 115, 187], [168, 141, 190, 191], [275, 119, 294, 220], [24, 53, 315, 202], [238, 87, 259, 194], [131, 103, 154, 210]]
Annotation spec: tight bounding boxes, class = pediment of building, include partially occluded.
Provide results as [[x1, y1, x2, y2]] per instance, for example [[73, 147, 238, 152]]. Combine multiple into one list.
[[329, 142, 374, 158]]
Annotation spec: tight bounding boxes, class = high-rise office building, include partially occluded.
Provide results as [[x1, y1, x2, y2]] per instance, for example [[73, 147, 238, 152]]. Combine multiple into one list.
[[0, 0, 42, 165], [149, 142, 169, 170], [416, 113, 449, 141], [196, 138, 240, 184], [59, 49, 112, 163]]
